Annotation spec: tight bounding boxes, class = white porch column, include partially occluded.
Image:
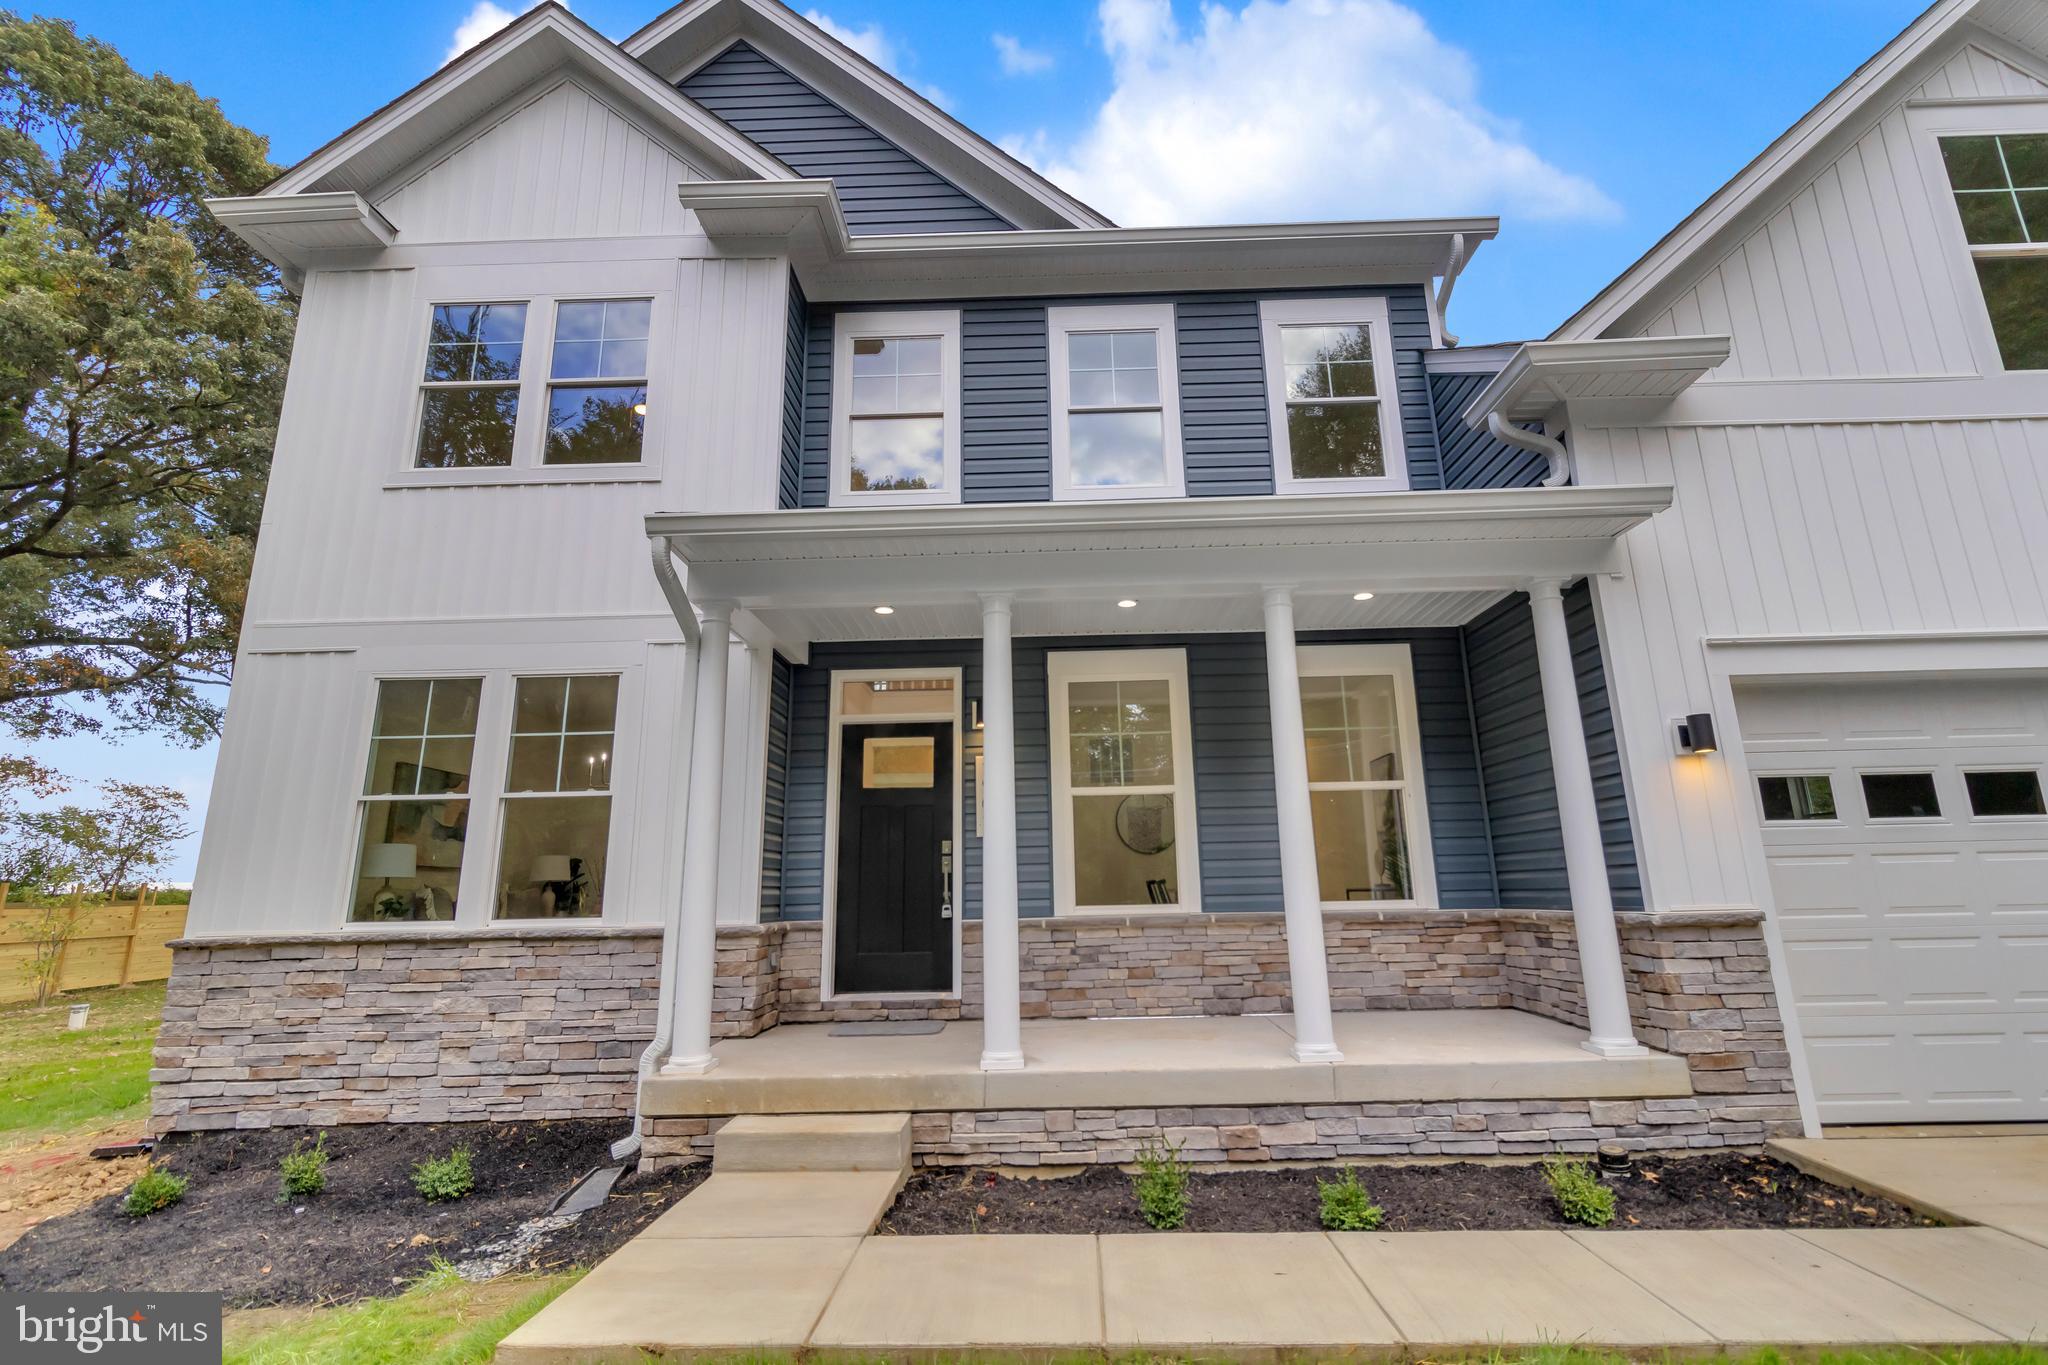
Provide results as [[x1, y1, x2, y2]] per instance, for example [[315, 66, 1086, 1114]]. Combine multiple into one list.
[[1260, 586, 1343, 1063], [1526, 578, 1646, 1058], [665, 600, 734, 1075], [978, 592, 1025, 1070]]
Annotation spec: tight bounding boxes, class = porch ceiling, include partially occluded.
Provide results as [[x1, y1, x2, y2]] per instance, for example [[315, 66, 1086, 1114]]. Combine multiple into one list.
[[649, 486, 1671, 642]]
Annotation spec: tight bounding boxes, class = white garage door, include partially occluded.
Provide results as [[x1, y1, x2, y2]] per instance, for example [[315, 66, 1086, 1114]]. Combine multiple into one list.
[[1737, 677, 2048, 1125]]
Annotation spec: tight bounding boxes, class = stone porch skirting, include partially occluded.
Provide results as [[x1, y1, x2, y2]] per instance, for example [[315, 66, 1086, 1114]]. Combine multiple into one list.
[[150, 909, 1798, 1159]]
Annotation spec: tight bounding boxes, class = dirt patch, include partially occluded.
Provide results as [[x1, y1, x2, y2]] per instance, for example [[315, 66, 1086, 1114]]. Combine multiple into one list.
[[0, 1120, 706, 1306], [0, 1126, 149, 1253], [879, 1152, 1940, 1235]]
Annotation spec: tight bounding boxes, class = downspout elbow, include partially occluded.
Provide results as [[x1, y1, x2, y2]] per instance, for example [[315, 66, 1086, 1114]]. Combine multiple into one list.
[[1486, 411, 1571, 488], [1435, 232, 1468, 348]]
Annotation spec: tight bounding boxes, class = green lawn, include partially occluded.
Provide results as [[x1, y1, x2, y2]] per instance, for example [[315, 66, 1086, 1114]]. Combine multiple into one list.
[[223, 1266, 579, 1365], [0, 981, 165, 1145]]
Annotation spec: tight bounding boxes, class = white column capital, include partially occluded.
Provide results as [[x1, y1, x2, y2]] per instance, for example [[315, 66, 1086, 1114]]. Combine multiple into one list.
[[695, 598, 737, 625], [1260, 584, 1298, 608], [1524, 577, 1568, 603], [977, 591, 1014, 615]]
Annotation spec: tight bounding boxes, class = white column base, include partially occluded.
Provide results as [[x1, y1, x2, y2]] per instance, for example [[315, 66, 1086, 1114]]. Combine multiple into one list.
[[1290, 1040, 1345, 1064], [1580, 1037, 1650, 1060], [660, 1053, 720, 1076], [978, 1050, 1026, 1072]]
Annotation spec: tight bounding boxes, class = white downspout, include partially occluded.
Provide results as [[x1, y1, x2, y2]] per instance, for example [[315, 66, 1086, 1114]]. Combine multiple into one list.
[[1486, 411, 1572, 488], [1435, 232, 1468, 348], [613, 535, 703, 1163]]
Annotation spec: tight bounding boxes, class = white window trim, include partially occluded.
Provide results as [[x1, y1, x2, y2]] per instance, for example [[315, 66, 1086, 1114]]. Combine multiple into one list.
[[829, 309, 963, 507], [1259, 295, 1409, 495], [819, 667, 965, 1000], [389, 261, 675, 488], [1295, 643, 1437, 910], [1959, 765, 2048, 822], [1908, 101, 2048, 376], [1047, 647, 1203, 917], [338, 663, 640, 930], [1047, 301, 1185, 501]]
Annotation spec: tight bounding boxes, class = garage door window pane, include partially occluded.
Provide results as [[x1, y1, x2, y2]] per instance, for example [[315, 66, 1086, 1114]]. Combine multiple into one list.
[[1964, 769, 2046, 817], [1759, 774, 1836, 822], [1861, 772, 1941, 820]]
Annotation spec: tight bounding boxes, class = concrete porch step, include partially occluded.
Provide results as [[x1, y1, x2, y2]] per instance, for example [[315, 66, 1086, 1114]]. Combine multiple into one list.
[[712, 1112, 912, 1173]]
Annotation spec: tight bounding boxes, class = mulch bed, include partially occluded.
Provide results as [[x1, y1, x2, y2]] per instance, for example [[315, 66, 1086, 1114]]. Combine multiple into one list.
[[0, 1119, 706, 1307], [879, 1152, 1937, 1235]]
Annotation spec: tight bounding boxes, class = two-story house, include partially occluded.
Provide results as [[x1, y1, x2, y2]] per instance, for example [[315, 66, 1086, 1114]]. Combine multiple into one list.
[[156, 0, 2047, 1165]]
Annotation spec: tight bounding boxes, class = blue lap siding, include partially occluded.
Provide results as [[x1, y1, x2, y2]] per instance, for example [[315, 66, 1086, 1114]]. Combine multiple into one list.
[[678, 42, 1013, 235], [783, 287, 1440, 507]]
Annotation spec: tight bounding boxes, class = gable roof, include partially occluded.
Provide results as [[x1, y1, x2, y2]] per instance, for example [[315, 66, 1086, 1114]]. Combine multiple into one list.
[[265, 2, 790, 199], [625, 0, 1114, 231], [1553, 0, 2042, 340]]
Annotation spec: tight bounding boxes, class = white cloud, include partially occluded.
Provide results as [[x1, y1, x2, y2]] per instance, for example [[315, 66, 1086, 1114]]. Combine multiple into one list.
[[443, 0, 550, 66], [804, 9, 952, 109], [993, 33, 1055, 76], [1012, 0, 1617, 227]]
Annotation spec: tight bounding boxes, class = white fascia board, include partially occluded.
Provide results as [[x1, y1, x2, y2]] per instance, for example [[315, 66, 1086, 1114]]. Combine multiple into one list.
[[626, 0, 1113, 230], [266, 5, 789, 200], [205, 191, 396, 273], [1460, 335, 1734, 427], [1423, 343, 1526, 375], [646, 485, 1673, 605], [1552, 0, 1977, 340]]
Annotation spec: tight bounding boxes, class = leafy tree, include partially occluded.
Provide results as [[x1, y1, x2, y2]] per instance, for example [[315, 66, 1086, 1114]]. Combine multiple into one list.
[[1, 13, 295, 743], [0, 750, 71, 888], [13, 777, 189, 896]]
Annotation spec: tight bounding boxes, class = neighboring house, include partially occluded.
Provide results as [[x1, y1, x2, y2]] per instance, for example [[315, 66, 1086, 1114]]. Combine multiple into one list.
[[156, 0, 2047, 1162]]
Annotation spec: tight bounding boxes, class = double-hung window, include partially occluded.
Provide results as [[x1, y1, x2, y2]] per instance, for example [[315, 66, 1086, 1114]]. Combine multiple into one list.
[[499, 675, 619, 919], [830, 310, 961, 505], [1937, 132, 2048, 370], [1259, 297, 1408, 494], [1048, 303, 1184, 499], [1296, 644, 1435, 907], [350, 678, 482, 922], [404, 273, 664, 482], [1047, 649, 1202, 915]]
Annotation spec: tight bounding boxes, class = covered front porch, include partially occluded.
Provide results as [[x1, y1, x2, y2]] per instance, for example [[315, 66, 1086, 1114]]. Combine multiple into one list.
[[643, 485, 1675, 1086]]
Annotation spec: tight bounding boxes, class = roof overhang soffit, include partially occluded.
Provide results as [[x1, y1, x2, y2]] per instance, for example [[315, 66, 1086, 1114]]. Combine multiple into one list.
[[646, 485, 1673, 607], [677, 181, 1498, 301], [1460, 335, 1734, 427], [262, 3, 789, 203], [625, 0, 1112, 230]]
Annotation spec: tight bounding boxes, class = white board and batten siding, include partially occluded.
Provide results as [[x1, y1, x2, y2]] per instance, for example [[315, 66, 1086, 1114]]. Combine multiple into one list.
[[189, 82, 792, 936]]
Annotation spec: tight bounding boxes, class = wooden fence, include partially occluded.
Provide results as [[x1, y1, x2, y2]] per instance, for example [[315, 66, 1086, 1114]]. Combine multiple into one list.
[[0, 885, 190, 1006]]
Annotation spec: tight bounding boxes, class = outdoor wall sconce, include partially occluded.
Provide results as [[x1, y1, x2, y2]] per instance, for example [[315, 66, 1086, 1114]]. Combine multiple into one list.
[[1674, 712, 1718, 756]]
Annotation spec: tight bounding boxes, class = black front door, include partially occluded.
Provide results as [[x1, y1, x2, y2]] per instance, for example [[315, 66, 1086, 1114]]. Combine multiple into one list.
[[835, 721, 954, 994]]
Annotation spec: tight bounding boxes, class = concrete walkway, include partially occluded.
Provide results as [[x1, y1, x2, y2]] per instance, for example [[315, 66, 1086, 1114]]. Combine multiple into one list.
[[1770, 1132, 2048, 1249], [499, 1187, 2048, 1360]]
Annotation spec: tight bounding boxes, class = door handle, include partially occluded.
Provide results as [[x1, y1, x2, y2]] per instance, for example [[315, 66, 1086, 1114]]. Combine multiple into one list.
[[940, 839, 954, 918]]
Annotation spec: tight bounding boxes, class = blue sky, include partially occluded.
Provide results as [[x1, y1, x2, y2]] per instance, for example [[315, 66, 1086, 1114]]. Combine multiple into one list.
[[31, 0, 1930, 881]]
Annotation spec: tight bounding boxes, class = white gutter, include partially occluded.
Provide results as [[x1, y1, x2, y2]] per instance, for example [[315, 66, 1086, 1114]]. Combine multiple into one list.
[[613, 535, 702, 1163], [1435, 231, 1469, 347], [1486, 413, 1571, 489]]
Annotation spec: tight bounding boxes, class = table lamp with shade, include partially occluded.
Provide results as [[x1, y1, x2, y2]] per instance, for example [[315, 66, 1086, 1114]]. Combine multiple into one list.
[[530, 854, 573, 917], [364, 842, 417, 919]]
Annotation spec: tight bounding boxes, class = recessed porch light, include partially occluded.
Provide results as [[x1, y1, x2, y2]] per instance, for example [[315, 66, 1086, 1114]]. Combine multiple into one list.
[[1117, 599, 1138, 609], [1352, 591, 1376, 601], [872, 605, 894, 615]]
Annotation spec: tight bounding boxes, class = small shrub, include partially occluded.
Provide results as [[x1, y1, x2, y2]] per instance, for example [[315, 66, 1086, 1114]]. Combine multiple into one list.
[[279, 1132, 330, 1199], [1132, 1137, 1190, 1230], [1316, 1166, 1385, 1231], [1543, 1157, 1617, 1228], [123, 1166, 188, 1218], [411, 1146, 474, 1203]]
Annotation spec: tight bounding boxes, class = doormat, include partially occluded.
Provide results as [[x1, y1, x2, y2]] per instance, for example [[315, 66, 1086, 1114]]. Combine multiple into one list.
[[827, 1020, 947, 1036]]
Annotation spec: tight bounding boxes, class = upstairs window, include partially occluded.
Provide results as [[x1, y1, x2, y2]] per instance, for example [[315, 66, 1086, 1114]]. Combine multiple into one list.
[[416, 303, 526, 468], [1260, 297, 1408, 494], [1938, 133, 2048, 370], [830, 310, 961, 506], [1048, 303, 1184, 500], [545, 300, 649, 465]]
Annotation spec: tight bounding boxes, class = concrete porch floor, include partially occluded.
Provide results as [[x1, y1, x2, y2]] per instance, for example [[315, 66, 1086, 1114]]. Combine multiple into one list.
[[642, 1008, 1693, 1116]]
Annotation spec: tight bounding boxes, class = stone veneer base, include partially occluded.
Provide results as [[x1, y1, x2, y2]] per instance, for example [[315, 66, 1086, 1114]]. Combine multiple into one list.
[[152, 909, 1801, 1163]]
